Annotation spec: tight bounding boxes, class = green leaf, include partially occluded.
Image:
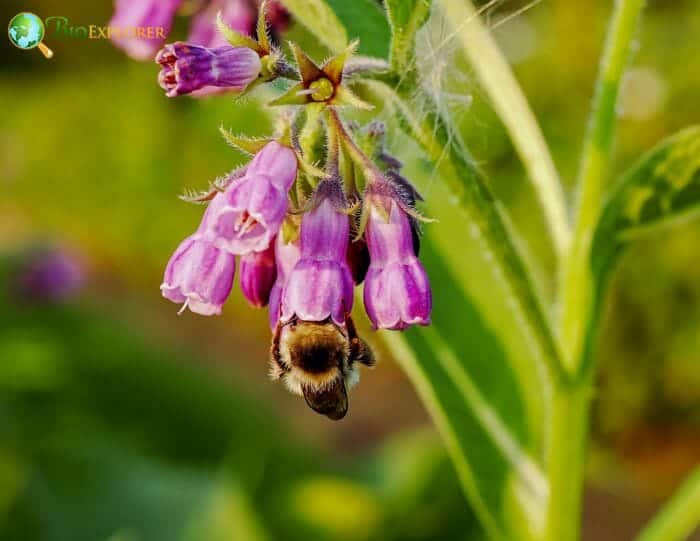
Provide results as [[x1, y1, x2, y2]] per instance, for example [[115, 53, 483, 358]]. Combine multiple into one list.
[[385, 0, 432, 70], [279, 0, 348, 54], [281, 0, 390, 58], [591, 127, 700, 301], [381, 234, 549, 541], [325, 0, 390, 58], [575, 127, 700, 377]]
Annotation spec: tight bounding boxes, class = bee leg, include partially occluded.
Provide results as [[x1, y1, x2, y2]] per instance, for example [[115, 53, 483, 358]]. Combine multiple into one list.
[[346, 314, 376, 367]]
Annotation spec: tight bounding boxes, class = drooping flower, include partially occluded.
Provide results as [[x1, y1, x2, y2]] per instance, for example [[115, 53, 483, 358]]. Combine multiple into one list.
[[109, 0, 182, 60], [239, 238, 277, 308], [281, 185, 354, 326], [156, 42, 261, 97], [268, 234, 301, 329], [363, 187, 431, 330], [160, 234, 236, 315], [204, 141, 298, 254]]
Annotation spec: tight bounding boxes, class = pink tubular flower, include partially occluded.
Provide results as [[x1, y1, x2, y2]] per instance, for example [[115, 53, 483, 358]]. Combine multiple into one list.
[[156, 42, 261, 97], [109, 0, 182, 60], [239, 239, 277, 308], [281, 190, 354, 326], [160, 235, 236, 316], [267, 234, 301, 329], [363, 193, 431, 330], [204, 141, 298, 254]]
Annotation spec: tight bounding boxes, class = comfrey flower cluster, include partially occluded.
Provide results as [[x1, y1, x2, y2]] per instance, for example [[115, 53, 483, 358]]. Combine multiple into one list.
[[156, 3, 432, 419]]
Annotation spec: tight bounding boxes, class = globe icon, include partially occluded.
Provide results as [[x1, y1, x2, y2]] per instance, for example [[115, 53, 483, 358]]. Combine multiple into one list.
[[8, 12, 53, 58]]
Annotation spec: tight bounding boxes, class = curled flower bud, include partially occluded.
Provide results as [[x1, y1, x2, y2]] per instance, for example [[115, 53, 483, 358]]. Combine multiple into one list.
[[156, 42, 261, 97], [363, 194, 431, 330], [268, 234, 301, 329], [109, 0, 182, 60], [160, 235, 235, 316], [281, 194, 354, 326], [239, 239, 277, 308], [205, 141, 298, 254]]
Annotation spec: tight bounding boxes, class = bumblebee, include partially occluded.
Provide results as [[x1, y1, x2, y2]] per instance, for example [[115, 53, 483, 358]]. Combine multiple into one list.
[[270, 315, 375, 420]]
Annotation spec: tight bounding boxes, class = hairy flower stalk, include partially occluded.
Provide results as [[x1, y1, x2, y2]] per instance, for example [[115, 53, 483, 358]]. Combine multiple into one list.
[[156, 43, 261, 97]]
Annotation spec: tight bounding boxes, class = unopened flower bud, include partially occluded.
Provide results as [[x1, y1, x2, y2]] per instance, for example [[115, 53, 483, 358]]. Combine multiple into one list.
[[239, 240, 277, 308], [156, 42, 261, 97]]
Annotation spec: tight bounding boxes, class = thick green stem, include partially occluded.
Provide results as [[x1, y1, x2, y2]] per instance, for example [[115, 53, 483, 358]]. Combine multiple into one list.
[[559, 0, 645, 373], [544, 382, 592, 541]]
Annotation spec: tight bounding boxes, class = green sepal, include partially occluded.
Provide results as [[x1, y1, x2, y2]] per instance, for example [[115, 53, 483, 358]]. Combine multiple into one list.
[[256, 0, 272, 53], [321, 40, 358, 85], [354, 200, 371, 241], [290, 42, 324, 83], [340, 149, 357, 196], [295, 150, 328, 179], [216, 12, 261, 52], [219, 126, 271, 155], [298, 104, 324, 157], [268, 82, 310, 106]]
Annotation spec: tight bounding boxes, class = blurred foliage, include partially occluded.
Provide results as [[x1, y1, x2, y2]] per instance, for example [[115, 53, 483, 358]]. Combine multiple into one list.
[[0, 279, 480, 540]]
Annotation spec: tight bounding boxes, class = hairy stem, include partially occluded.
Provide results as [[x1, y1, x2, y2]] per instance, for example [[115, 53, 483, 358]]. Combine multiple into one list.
[[559, 0, 645, 373], [435, 0, 570, 261]]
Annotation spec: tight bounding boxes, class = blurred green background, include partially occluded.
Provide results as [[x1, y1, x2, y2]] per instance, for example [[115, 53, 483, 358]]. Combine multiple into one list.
[[1, 0, 699, 539]]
